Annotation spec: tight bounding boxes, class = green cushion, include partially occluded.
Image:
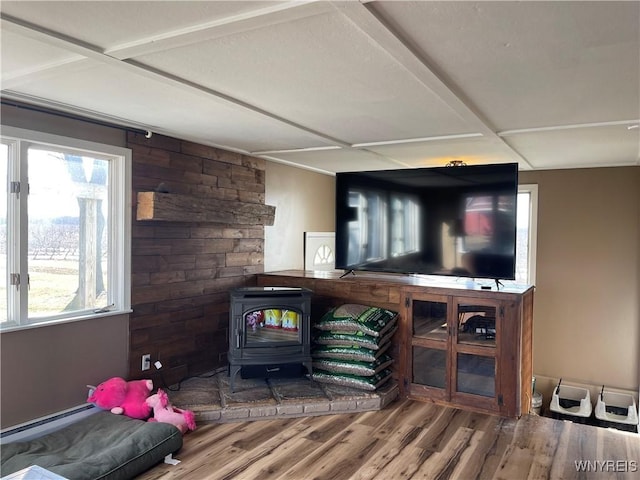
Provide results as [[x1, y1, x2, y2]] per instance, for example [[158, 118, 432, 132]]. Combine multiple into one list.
[[0, 411, 182, 480]]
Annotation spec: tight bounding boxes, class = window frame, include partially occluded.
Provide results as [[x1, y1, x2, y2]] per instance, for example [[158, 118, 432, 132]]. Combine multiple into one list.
[[517, 183, 538, 285], [1, 126, 131, 332]]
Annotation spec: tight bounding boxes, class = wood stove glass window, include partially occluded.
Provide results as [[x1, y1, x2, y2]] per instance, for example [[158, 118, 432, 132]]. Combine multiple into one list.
[[244, 308, 301, 345]]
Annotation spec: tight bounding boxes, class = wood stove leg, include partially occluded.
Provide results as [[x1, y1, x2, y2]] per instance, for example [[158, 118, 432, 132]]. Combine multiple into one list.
[[229, 364, 242, 393], [303, 361, 313, 377]]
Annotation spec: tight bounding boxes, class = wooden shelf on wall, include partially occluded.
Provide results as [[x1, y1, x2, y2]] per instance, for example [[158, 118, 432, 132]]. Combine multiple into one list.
[[136, 192, 276, 225]]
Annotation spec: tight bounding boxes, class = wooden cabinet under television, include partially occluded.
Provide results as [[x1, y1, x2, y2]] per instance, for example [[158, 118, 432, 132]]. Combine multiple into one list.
[[257, 271, 534, 418], [402, 285, 534, 417]]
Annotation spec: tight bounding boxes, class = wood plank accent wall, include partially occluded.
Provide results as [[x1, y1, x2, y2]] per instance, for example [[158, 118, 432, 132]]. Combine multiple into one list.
[[128, 132, 263, 385]]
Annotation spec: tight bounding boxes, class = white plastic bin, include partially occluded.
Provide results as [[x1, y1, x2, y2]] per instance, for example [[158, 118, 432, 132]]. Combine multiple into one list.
[[595, 389, 639, 432], [550, 382, 592, 420]]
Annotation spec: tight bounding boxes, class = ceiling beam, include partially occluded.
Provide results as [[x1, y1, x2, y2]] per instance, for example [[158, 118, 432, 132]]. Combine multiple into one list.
[[499, 119, 640, 136], [106, 1, 331, 59]]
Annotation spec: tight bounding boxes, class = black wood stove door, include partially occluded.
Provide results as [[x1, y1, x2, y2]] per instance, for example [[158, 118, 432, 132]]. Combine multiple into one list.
[[244, 308, 302, 346], [228, 287, 313, 392]]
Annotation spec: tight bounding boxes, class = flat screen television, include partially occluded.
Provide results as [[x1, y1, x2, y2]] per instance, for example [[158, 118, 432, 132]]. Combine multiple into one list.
[[335, 163, 518, 280]]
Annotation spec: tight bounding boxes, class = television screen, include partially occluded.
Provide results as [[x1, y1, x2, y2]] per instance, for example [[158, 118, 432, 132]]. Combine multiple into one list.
[[335, 163, 518, 280]]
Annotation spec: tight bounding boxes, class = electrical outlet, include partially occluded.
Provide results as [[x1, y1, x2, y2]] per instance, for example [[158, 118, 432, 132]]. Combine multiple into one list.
[[142, 354, 151, 371]]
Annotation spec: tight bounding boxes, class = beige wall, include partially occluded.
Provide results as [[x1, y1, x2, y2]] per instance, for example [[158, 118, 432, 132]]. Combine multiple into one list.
[[1, 315, 129, 428], [264, 161, 335, 271], [1, 102, 126, 146], [520, 167, 639, 402]]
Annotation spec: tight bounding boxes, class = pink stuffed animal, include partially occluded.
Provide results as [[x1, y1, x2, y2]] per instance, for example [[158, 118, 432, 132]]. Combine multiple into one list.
[[87, 377, 153, 420], [146, 388, 196, 435]]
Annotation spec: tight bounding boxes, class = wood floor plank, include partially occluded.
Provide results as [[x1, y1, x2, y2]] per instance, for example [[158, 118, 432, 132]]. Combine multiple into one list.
[[182, 421, 298, 471], [205, 420, 315, 480], [415, 407, 468, 452], [521, 415, 564, 480], [548, 420, 582, 480], [230, 417, 305, 451], [349, 423, 430, 480], [452, 415, 516, 479], [412, 426, 477, 480], [356, 398, 436, 432], [446, 429, 486, 479], [368, 445, 434, 480], [492, 439, 534, 480], [218, 437, 319, 480], [277, 423, 381, 480], [492, 415, 557, 480], [446, 413, 503, 479], [302, 411, 361, 443]]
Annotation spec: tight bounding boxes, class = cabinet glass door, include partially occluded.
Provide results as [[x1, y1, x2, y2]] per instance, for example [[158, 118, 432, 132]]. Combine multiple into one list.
[[412, 346, 446, 389], [410, 298, 449, 393], [412, 299, 448, 341], [456, 303, 497, 347], [453, 300, 498, 401], [456, 353, 495, 397]]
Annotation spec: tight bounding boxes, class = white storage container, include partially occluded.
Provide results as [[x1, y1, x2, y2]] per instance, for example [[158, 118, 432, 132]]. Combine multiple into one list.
[[595, 389, 639, 431], [550, 382, 592, 419]]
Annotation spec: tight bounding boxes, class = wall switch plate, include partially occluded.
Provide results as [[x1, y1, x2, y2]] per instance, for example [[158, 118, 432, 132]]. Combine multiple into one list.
[[142, 354, 151, 371]]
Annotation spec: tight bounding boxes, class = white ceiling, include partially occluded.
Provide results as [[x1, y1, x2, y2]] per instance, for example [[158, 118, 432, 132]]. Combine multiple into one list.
[[1, 1, 639, 174]]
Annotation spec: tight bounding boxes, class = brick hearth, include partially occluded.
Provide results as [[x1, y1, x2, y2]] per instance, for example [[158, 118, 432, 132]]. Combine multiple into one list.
[[165, 373, 399, 423]]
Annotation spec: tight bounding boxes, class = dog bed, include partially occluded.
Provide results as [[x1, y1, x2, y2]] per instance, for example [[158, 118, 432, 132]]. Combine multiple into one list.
[[0, 411, 182, 480]]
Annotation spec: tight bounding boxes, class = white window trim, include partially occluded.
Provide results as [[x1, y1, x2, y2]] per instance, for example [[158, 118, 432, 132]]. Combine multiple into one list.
[[519, 183, 538, 285], [0, 126, 131, 332]]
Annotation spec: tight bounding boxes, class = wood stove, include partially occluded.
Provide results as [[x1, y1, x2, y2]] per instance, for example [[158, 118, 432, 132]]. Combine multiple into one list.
[[228, 287, 312, 392]]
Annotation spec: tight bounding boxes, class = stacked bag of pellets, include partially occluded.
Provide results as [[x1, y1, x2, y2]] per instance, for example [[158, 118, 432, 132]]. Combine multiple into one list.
[[311, 304, 398, 390]]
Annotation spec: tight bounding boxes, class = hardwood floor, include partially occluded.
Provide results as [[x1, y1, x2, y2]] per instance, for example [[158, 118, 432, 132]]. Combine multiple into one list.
[[136, 398, 640, 480]]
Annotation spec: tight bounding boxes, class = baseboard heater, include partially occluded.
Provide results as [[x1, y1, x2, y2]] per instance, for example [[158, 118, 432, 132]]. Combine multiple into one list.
[[1, 403, 99, 444]]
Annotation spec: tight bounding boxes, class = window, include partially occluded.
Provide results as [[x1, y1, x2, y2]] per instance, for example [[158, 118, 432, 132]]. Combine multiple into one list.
[[1, 126, 131, 331], [514, 184, 538, 285]]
